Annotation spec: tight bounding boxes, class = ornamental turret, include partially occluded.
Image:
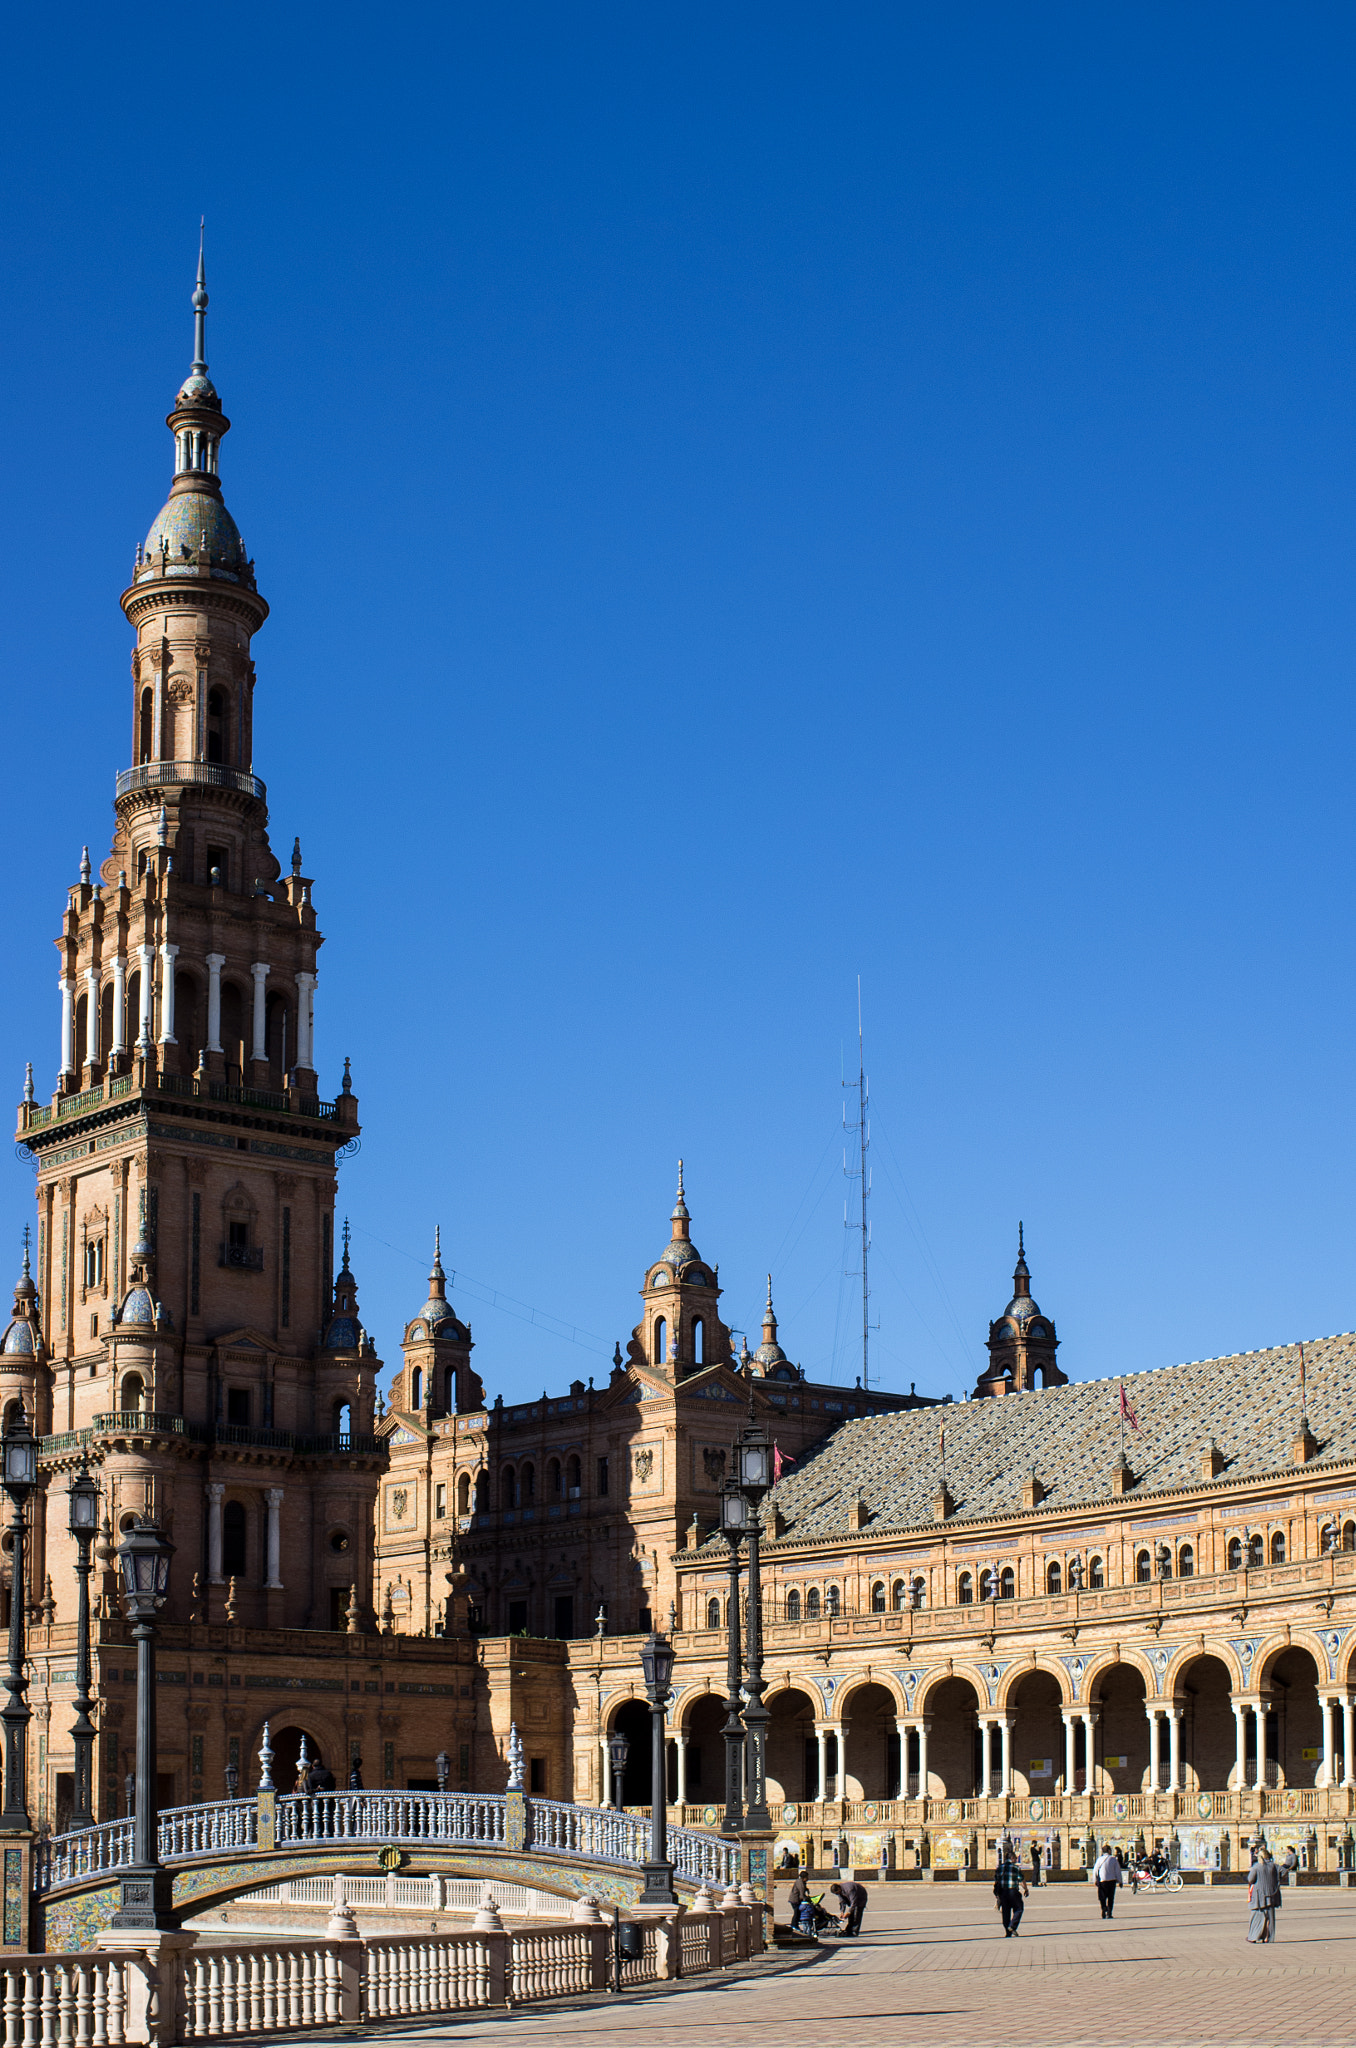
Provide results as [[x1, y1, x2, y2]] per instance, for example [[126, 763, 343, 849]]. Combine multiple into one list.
[[974, 1225, 1066, 1398], [399, 1230, 484, 1417], [627, 1164, 732, 1378]]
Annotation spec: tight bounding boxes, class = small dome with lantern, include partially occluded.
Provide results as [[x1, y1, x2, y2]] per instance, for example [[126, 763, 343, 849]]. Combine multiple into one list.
[[0, 1238, 42, 1360]]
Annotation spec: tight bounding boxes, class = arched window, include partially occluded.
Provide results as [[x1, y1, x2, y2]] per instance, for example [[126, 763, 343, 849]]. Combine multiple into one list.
[[74, 993, 88, 1069], [999, 1567, 1015, 1600], [0, 1401, 22, 1437], [100, 982, 114, 1062], [500, 1464, 516, 1510], [138, 688, 153, 764], [1088, 1555, 1104, 1589], [1270, 1530, 1285, 1564], [548, 1458, 562, 1498], [654, 1317, 667, 1365], [521, 1462, 535, 1504], [693, 1318, 704, 1365], [456, 1471, 471, 1516], [806, 1588, 821, 1619], [1135, 1550, 1151, 1583], [1227, 1536, 1243, 1570], [870, 1581, 886, 1613], [409, 1367, 422, 1410], [891, 1579, 907, 1610], [979, 1569, 996, 1601], [1344, 1520, 1356, 1553], [957, 1572, 973, 1605], [912, 1576, 927, 1609], [1046, 1560, 1062, 1595], [1248, 1532, 1264, 1568], [206, 688, 227, 764], [706, 1597, 721, 1629], [444, 1365, 456, 1411], [786, 1589, 801, 1621], [567, 1455, 581, 1497], [333, 1400, 351, 1435], [1178, 1543, 1194, 1578], [474, 1470, 489, 1515], [119, 1374, 144, 1414], [222, 1501, 247, 1577], [826, 1585, 840, 1615]]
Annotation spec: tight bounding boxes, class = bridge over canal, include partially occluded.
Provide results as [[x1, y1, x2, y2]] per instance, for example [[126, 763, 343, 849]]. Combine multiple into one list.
[[33, 1788, 740, 1950]]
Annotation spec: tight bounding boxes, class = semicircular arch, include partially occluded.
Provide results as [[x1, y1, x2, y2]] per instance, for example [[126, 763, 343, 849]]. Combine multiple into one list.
[[834, 1671, 907, 1720], [1253, 1630, 1328, 1692], [1077, 1647, 1157, 1706], [996, 1659, 1073, 1711], [913, 1663, 991, 1716], [1163, 1640, 1245, 1698]]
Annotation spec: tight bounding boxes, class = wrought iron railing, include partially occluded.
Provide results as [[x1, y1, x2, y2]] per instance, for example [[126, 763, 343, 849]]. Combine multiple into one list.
[[114, 762, 266, 802]]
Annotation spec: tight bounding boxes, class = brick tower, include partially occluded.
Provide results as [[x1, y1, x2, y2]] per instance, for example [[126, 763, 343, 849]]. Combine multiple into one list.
[[15, 251, 386, 1818]]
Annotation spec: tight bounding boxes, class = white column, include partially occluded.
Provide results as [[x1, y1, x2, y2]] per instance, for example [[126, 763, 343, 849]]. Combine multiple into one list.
[[1080, 1710, 1097, 1792], [815, 1727, 828, 1802], [158, 943, 179, 1043], [598, 1734, 609, 1807], [58, 976, 76, 1077], [83, 968, 99, 1064], [250, 962, 270, 1061], [264, 1487, 284, 1589], [110, 954, 127, 1056], [999, 1716, 1013, 1796], [205, 953, 225, 1053], [1232, 1703, 1247, 1790], [1342, 1698, 1355, 1790], [837, 1720, 848, 1800], [295, 971, 316, 1070], [1167, 1707, 1182, 1794], [1148, 1708, 1161, 1793], [137, 945, 154, 1047], [206, 1482, 225, 1584], [978, 1716, 993, 1795], [674, 1733, 688, 1806], [1320, 1696, 1336, 1788], [917, 1718, 930, 1800], [1062, 1712, 1077, 1793]]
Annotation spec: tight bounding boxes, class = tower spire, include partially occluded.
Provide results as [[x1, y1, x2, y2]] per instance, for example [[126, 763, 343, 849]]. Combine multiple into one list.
[[192, 220, 209, 376], [670, 1161, 690, 1241]]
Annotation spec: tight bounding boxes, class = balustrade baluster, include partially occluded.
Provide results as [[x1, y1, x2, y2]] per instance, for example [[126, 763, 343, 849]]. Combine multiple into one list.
[[88, 1964, 105, 2048], [72, 1962, 92, 2048], [206, 1953, 223, 2040], [38, 1966, 57, 2048]]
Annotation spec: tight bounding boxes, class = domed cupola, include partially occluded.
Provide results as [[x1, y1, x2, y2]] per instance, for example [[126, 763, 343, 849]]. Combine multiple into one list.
[[413, 1227, 463, 1338], [0, 1238, 43, 1362], [630, 1165, 732, 1377], [400, 1229, 481, 1415], [113, 1198, 157, 1330], [322, 1222, 362, 1350], [133, 232, 255, 590], [974, 1225, 1065, 1398], [750, 1276, 802, 1381]]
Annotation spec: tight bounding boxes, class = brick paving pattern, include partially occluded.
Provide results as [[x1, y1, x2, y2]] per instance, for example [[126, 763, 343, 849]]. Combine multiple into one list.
[[328, 1887, 1356, 2046]]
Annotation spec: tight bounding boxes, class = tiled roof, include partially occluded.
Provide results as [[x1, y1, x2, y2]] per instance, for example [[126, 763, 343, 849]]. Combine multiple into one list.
[[758, 1333, 1356, 1541]]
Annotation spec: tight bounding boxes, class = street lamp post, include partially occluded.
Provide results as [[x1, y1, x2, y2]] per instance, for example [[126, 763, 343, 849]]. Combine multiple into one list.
[[732, 1419, 773, 1833], [67, 1461, 100, 1829], [110, 1517, 175, 1929], [638, 1631, 676, 1905], [719, 1485, 747, 1834], [0, 1405, 37, 1830], [607, 1729, 630, 1810]]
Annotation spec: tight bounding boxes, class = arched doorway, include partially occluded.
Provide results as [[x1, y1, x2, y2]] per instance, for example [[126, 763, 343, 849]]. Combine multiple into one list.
[[1008, 1669, 1064, 1797], [270, 1725, 331, 1795], [1176, 1654, 1236, 1792], [609, 1700, 653, 1810], [840, 1682, 899, 1800], [924, 1676, 982, 1797], [1094, 1662, 1148, 1794], [1263, 1647, 1323, 1788], [679, 1692, 728, 1811], [765, 1687, 819, 1805]]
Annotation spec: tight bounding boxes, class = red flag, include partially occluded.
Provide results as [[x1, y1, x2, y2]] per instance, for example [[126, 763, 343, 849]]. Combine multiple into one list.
[[1119, 1384, 1139, 1433], [773, 1442, 794, 1482]]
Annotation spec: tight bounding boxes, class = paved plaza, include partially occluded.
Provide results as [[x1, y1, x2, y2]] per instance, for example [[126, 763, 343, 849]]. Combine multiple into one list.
[[325, 1884, 1356, 2047]]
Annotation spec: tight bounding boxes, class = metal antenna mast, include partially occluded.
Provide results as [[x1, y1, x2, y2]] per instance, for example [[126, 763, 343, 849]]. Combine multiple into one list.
[[843, 978, 872, 1389]]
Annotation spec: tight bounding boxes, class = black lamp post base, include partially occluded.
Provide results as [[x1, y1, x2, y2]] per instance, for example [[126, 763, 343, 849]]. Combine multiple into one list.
[[110, 1867, 176, 1930], [639, 1860, 678, 1907]]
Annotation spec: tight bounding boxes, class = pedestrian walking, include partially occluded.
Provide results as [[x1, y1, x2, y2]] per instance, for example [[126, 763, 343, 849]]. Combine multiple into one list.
[[828, 1880, 868, 1936], [1093, 1843, 1123, 1919], [993, 1848, 1029, 1936], [1247, 1843, 1282, 1943], [1031, 1841, 1043, 1887]]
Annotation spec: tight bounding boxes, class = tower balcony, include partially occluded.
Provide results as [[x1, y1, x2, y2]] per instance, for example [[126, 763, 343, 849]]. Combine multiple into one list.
[[115, 760, 266, 803], [19, 1066, 352, 1140]]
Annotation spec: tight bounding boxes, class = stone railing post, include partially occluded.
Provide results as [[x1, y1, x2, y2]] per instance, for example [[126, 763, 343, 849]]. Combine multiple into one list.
[[653, 1912, 679, 1980], [484, 1929, 508, 2005], [707, 1911, 723, 1971], [96, 1930, 194, 2047]]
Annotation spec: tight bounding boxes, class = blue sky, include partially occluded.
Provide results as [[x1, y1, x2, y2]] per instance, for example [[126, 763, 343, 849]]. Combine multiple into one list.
[[3, 4, 1356, 1405]]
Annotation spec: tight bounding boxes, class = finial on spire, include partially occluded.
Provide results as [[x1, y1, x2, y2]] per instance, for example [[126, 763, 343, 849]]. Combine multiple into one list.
[[156, 805, 168, 850], [676, 1158, 684, 1198], [341, 1217, 351, 1271], [1018, 1220, 1025, 1260], [79, 846, 91, 886], [23, 1064, 33, 1105], [670, 1160, 690, 1239], [433, 1224, 442, 1268], [21, 1226, 30, 1280], [191, 221, 209, 375], [292, 837, 302, 876], [765, 1273, 774, 1319]]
